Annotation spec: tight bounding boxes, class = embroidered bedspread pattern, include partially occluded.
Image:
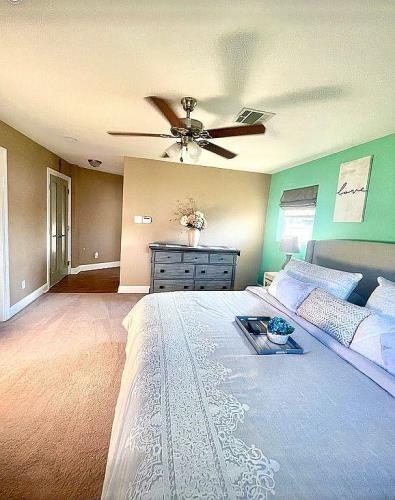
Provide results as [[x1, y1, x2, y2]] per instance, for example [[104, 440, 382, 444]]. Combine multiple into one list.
[[119, 293, 278, 499]]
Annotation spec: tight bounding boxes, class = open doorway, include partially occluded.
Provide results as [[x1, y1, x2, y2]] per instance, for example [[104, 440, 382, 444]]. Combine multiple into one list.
[[0, 147, 10, 321], [47, 168, 71, 288]]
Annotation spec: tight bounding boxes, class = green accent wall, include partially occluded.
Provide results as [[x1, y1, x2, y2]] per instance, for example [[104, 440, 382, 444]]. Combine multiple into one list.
[[260, 133, 395, 280]]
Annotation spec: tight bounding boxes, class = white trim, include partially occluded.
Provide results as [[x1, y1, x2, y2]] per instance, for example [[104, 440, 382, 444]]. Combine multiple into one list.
[[70, 261, 120, 274], [47, 168, 72, 288], [8, 282, 49, 318], [0, 147, 10, 321], [118, 285, 150, 294]]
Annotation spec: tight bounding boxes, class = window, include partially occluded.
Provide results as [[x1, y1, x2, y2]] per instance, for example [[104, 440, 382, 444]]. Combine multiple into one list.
[[279, 185, 318, 246], [281, 207, 316, 244]]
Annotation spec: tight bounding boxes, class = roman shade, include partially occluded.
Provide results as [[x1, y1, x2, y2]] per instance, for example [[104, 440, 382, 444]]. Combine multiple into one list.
[[279, 185, 319, 208]]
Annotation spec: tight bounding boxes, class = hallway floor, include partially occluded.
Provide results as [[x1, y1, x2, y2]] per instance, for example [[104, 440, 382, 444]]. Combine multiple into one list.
[[49, 267, 120, 293]]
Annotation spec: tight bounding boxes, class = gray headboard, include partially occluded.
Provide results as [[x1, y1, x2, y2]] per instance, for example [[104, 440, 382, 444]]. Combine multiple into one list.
[[305, 239, 395, 304]]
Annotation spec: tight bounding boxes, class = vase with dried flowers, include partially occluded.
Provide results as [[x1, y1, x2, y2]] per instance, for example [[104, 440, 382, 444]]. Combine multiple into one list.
[[172, 198, 207, 247]]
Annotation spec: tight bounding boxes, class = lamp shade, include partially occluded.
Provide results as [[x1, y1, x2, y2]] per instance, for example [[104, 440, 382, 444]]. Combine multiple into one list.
[[165, 142, 182, 160], [186, 140, 201, 162], [280, 236, 300, 254]]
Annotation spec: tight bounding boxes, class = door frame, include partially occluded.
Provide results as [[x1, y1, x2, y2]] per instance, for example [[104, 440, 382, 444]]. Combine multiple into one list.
[[0, 147, 10, 321], [47, 168, 72, 287]]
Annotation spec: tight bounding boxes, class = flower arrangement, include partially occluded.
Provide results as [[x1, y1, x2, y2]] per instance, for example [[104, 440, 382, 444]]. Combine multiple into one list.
[[172, 198, 207, 231], [267, 317, 295, 336]]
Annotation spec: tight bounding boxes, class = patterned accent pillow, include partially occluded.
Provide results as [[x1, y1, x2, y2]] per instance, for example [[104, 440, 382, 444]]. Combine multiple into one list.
[[297, 288, 370, 346], [366, 277, 395, 318], [285, 258, 362, 300]]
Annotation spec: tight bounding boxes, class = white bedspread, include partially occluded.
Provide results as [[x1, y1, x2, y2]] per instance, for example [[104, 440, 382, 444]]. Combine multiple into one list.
[[102, 289, 395, 500]]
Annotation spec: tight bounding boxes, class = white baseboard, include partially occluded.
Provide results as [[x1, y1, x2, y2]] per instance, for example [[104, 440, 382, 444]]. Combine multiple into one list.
[[71, 261, 120, 275], [9, 282, 49, 318], [118, 285, 150, 294]]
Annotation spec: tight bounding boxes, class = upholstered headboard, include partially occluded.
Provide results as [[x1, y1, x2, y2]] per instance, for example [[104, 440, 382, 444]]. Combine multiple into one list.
[[305, 239, 395, 305]]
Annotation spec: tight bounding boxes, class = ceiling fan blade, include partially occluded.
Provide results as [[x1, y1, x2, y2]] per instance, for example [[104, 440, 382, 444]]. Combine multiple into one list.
[[205, 124, 266, 139], [145, 96, 183, 128], [199, 141, 236, 159], [108, 132, 173, 137]]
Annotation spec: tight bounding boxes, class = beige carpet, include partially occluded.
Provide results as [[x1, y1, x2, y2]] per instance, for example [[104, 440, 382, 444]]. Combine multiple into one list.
[[0, 292, 144, 500]]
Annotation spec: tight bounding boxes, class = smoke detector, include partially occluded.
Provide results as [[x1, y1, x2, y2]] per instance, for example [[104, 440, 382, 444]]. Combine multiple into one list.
[[234, 107, 275, 125], [88, 159, 102, 168]]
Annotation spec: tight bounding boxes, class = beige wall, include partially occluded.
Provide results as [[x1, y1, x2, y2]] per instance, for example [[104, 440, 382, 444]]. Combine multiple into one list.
[[120, 157, 271, 290], [70, 166, 123, 267], [0, 120, 123, 306], [0, 120, 64, 305]]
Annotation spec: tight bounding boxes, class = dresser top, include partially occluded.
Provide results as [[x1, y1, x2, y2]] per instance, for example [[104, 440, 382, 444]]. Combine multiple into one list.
[[149, 242, 240, 255]]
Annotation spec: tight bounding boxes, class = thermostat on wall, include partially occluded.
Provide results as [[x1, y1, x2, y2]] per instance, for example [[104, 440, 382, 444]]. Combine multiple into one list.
[[134, 215, 152, 224]]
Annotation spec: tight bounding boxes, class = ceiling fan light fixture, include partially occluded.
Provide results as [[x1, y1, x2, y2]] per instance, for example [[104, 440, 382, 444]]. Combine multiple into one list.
[[165, 142, 182, 161], [186, 139, 201, 162]]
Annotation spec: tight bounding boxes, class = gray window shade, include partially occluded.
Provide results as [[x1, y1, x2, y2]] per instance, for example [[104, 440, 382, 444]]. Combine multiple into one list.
[[280, 185, 319, 208]]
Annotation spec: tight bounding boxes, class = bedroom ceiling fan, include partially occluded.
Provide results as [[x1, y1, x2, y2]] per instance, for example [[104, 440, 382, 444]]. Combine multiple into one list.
[[107, 96, 266, 162]]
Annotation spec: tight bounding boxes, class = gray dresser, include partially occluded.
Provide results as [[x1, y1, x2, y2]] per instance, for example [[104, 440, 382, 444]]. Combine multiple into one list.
[[149, 243, 240, 293]]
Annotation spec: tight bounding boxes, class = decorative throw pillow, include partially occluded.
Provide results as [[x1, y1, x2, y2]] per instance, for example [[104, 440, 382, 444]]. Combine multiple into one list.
[[284, 258, 362, 300], [366, 277, 395, 318], [381, 333, 395, 376], [351, 314, 395, 373], [297, 288, 370, 346], [268, 270, 316, 313]]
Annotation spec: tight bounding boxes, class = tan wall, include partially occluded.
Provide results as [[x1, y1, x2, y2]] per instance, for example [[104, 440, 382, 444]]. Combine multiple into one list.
[[120, 157, 271, 290], [0, 120, 123, 306], [0, 120, 64, 305], [70, 166, 123, 267]]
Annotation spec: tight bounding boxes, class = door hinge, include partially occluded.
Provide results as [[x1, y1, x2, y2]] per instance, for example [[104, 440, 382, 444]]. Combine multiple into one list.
[[67, 188, 70, 194], [67, 260, 70, 265]]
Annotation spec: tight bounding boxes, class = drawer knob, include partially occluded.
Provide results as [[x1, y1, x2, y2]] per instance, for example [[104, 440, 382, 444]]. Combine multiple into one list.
[[222, 285, 227, 289], [224, 270, 229, 274], [160, 269, 165, 273], [200, 286, 205, 289], [185, 269, 190, 273], [184, 285, 189, 289], [159, 285, 164, 289], [201, 270, 206, 274]]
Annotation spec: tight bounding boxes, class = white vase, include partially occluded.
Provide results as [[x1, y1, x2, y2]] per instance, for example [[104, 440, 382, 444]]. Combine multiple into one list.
[[267, 331, 290, 345], [188, 228, 200, 247]]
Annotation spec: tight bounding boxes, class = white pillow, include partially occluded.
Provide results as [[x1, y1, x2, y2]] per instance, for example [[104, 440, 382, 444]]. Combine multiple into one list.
[[284, 258, 362, 300], [351, 313, 395, 375], [366, 277, 395, 318], [268, 270, 316, 313]]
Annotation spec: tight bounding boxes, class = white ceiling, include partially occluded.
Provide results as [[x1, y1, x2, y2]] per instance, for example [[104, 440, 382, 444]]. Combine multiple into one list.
[[0, 0, 394, 175]]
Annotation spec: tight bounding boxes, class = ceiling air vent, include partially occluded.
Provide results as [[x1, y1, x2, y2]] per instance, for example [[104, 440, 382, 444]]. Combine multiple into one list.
[[235, 107, 275, 125]]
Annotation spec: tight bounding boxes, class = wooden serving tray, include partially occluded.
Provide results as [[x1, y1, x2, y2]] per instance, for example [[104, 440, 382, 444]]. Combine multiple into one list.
[[235, 316, 304, 355]]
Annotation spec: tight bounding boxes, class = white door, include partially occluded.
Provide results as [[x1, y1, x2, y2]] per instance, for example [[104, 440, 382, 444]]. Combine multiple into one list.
[[0, 147, 10, 321]]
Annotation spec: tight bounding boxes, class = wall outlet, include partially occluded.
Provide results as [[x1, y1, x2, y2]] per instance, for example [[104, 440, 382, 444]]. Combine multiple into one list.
[[21, 280, 26, 289], [94, 252, 99, 259]]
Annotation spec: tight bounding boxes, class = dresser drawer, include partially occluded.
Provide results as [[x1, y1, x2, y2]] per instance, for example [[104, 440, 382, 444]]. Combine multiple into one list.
[[154, 251, 182, 263], [183, 252, 209, 264], [195, 265, 233, 279], [154, 263, 195, 279], [153, 280, 194, 292], [195, 280, 232, 291], [209, 253, 235, 264]]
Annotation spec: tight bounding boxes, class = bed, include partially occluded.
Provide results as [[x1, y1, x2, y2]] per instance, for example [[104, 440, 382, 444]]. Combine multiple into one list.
[[102, 240, 395, 500]]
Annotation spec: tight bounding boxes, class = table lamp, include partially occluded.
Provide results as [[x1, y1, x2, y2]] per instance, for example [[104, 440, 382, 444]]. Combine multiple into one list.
[[280, 236, 300, 269]]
